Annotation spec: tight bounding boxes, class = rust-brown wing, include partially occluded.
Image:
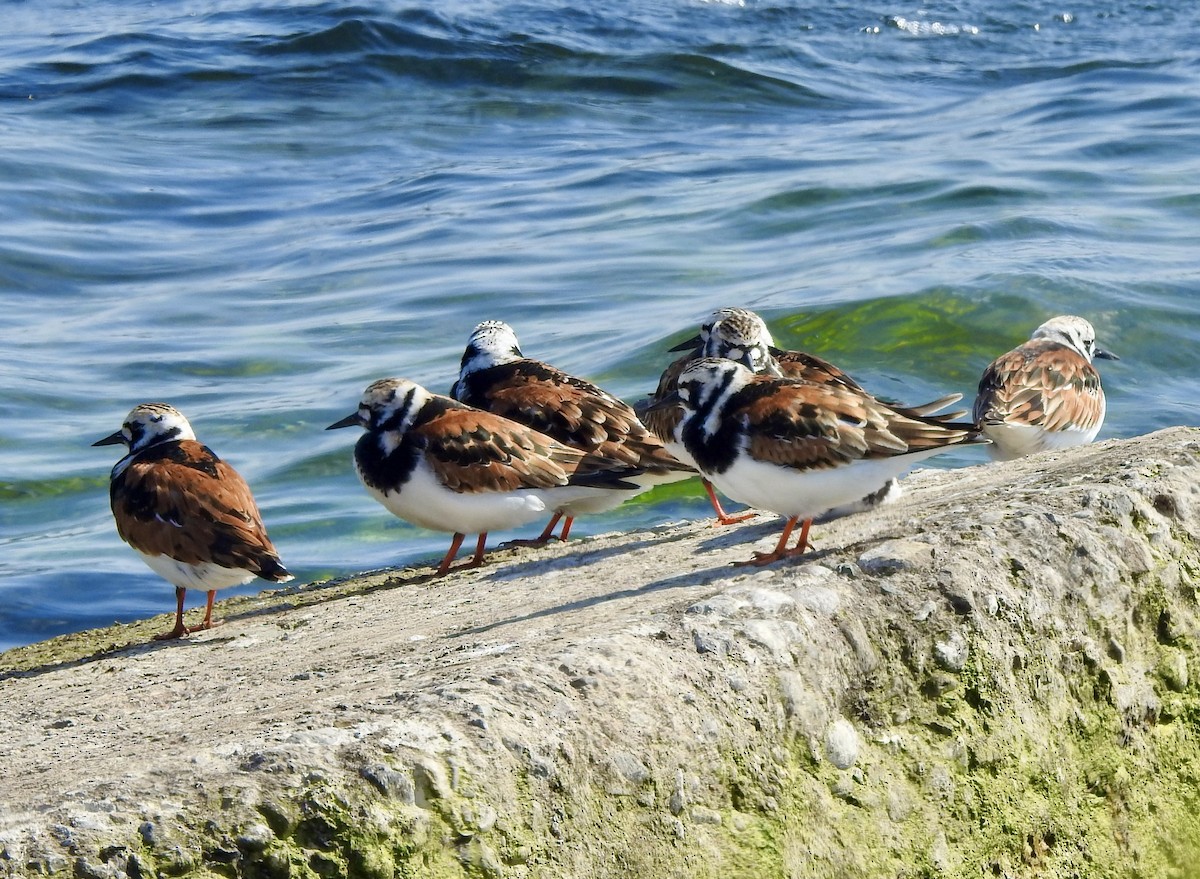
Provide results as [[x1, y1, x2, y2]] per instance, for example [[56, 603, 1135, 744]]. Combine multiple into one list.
[[739, 377, 977, 471], [1039, 358, 1104, 433], [774, 348, 865, 392], [974, 342, 1103, 432], [112, 441, 282, 571], [484, 365, 631, 451], [776, 348, 965, 420], [738, 379, 877, 471], [415, 406, 628, 493], [478, 362, 688, 473]]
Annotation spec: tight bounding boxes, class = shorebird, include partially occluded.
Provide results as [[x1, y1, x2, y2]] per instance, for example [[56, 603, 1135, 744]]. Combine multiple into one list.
[[641, 307, 966, 523], [974, 315, 1118, 460], [451, 320, 691, 544], [94, 403, 292, 640], [327, 377, 643, 576], [657, 358, 986, 566]]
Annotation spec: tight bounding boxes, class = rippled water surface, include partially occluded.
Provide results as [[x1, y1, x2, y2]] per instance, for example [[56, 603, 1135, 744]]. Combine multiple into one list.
[[2, 0, 1198, 650]]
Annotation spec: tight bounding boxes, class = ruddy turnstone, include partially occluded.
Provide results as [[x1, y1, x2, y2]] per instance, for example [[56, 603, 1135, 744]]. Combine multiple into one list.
[[641, 307, 966, 523], [657, 358, 985, 566], [451, 320, 692, 544], [637, 313, 760, 525], [326, 378, 643, 576], [699, 307, 966, 418], [94, 403, 293, 640], [973, 315, 1118, 460], [699, 307, 968, 515]]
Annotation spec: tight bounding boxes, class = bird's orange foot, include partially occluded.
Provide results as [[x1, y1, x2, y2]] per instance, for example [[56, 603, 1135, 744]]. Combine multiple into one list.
[[153, 624, 191, 641], [732, 517, 812, 567], [732, 545, 809, 568], [733, 551, 785, 568], [501, 514, 570, 548], [712, 511, 757, 527], [153, 619, 222, 640], [435, 558, 488, 578], [703, 481, 755, 526], [433, 558, 488, 578]]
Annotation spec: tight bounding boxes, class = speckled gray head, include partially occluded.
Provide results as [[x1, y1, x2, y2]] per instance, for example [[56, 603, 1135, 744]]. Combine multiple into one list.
[[93, 402, 196, 454], [702, 308, 784, 377], [1031, 315, 1119, 363], [458, 320, 524, 377]]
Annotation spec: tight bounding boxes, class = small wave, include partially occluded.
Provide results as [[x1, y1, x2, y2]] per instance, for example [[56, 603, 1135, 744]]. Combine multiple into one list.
[[263, 15, 454, 58], [880, 16, 981, 37], [263, 17, 831, 107], [3, 7, 840, 112]]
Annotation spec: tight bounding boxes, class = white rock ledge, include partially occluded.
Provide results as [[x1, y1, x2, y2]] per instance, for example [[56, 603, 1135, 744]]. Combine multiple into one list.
[[2, 428, 1199, 878]]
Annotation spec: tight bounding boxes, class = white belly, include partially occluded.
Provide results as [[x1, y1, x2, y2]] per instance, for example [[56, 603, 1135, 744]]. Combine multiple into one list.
[[136, 551, 256, 592], [983, 420, 1100, 461], [361, 459, 550, 535], [555, 485, 638, 517], [707, 447, 953, 521]]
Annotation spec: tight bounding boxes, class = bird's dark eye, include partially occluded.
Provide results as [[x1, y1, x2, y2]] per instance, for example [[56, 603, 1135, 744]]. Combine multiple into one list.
[[151, 414, 163, 423]]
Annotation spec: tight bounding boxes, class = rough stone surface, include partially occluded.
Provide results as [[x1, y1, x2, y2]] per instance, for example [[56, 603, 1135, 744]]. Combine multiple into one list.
[[2, 428, 1200, 878], [824, 718, 860, 770]]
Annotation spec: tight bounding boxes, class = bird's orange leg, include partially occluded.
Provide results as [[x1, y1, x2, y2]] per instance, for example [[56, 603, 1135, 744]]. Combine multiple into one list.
[[435, 533, 490, 577], [705, 480, 756, 526], [465, 533, 488, 569], [558, 516, 575, 541], [788, 518, 813, 557], [734, 517, 813, 567], [503, 513, 564, 548], [193, 589, 223, 632], [153, 587, 192, 641], [435, 533, 467, 577]]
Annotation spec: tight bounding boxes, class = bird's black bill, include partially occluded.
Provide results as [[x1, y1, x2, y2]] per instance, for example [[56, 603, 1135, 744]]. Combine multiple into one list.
[[668, 333, 702, 353], [325, 413, 361, 430], [1095, 348, 1120, 361], [92, 430, 126, 447]]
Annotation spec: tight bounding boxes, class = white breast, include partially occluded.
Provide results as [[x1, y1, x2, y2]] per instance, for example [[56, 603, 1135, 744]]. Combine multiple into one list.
[[663, 437, 699, 471]]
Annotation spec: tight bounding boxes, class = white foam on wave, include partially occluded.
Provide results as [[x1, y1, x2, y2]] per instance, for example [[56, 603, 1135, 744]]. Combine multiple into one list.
[[884, 16, 980, 36]]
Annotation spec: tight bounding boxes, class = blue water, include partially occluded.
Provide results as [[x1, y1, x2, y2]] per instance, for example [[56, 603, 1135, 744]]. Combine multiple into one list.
[[2, 0, 1198, 652]]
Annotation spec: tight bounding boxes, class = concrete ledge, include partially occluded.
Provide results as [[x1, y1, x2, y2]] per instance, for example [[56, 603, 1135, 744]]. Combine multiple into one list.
[[2, 428, 1199, 878]]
